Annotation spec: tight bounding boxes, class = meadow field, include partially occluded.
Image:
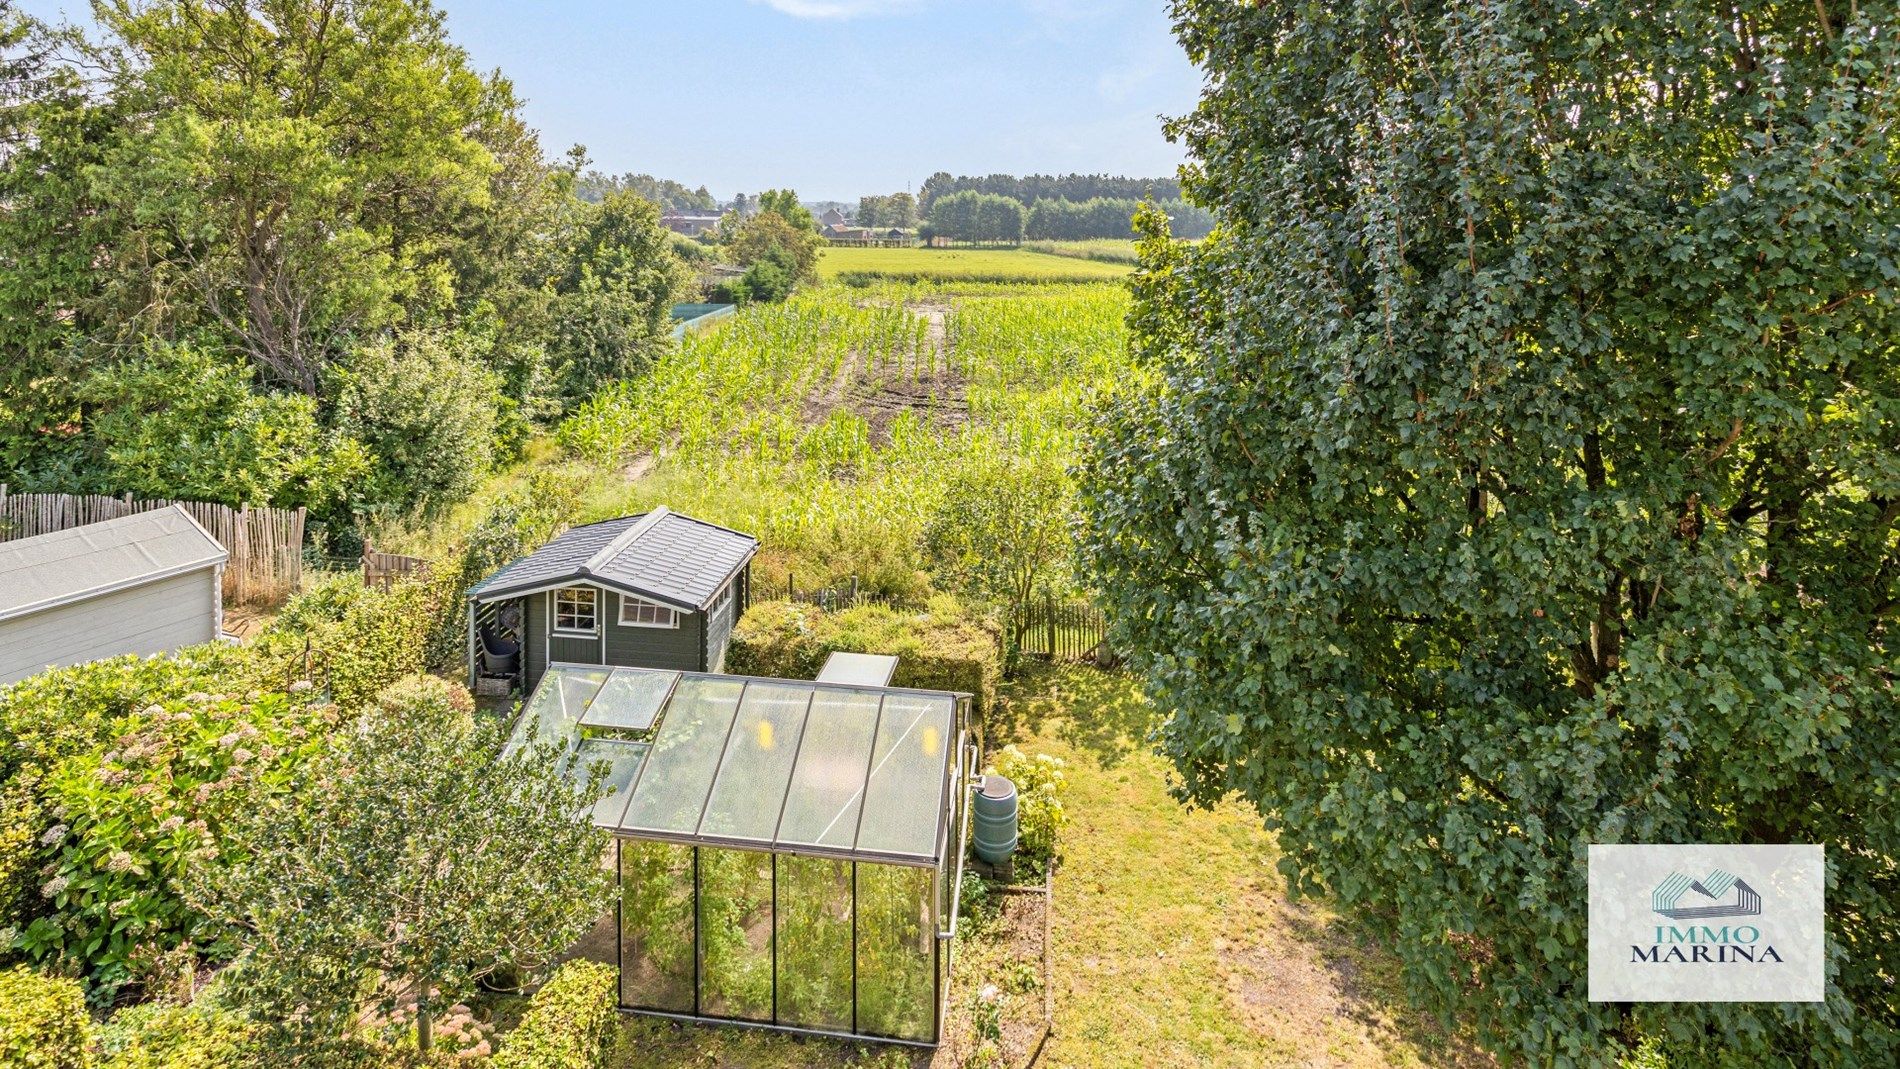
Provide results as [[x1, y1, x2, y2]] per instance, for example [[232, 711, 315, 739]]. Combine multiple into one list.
[[1021, 239, 1141, 265], [818, 245, 1131, 284]]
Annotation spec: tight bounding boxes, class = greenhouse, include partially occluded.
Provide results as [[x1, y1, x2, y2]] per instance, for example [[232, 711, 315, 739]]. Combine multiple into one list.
[[507, 663, 975, 1045]]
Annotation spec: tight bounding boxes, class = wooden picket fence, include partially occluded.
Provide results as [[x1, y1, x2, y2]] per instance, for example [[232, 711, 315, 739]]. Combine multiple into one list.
[[0, 484, 305, 606], [361, 546, 429, 591], [1015, 596, 1111, 664]]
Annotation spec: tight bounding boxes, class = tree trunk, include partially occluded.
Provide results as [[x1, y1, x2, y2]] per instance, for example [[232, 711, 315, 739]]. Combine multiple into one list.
[[416, 989, 433, 1055]]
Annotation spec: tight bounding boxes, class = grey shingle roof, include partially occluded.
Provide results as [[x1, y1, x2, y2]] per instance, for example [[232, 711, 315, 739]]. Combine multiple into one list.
[[469, 507, 757, 611], [0, 505, 227, 622]]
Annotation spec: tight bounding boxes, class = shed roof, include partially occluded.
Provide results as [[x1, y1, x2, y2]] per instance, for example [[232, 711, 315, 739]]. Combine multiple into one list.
[[468, 507, 758, 611], [509, 664, 968, 866], [0, 505, 227, 623]]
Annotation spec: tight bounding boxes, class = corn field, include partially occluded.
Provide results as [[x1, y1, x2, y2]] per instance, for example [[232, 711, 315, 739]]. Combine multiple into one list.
[[555, 281, 1141, 591]]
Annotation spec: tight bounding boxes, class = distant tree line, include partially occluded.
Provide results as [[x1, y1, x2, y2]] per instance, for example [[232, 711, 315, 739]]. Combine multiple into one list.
[[854, 191, 918, 229], [923, 191, 1213, 244], [920, 191, 1026, 244], [577, 171, 716, 212], [1026, 197, 1213, 241], [919, 171, 1183, 214], [916, 172, 1212, 243]]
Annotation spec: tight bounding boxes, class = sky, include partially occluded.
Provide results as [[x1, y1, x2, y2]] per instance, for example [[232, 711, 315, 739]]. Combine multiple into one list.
[[17, 0, 1204, 204]]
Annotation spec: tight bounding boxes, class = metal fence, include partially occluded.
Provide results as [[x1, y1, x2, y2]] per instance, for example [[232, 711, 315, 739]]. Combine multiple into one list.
[[0, 484, 305, 606]]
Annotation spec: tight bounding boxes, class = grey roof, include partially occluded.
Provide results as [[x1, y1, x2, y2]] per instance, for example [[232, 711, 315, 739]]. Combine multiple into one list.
[[0, 505, 227, 623], [469, 507, 758, 611]]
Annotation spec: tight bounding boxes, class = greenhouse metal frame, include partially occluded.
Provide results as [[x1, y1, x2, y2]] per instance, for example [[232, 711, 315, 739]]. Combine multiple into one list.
[[508, 663, 976, 1046]]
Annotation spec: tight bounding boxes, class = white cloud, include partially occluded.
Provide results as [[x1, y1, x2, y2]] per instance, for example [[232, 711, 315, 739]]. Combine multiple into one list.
[[751, 0, 921, 18]]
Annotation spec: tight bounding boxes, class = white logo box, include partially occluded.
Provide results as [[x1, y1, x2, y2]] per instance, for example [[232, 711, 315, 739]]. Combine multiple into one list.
[[1588, 844, 1824, 1002]]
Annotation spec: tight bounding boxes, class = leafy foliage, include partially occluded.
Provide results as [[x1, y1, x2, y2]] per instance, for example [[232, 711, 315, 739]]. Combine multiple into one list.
[[548, 190, 689, 403], [923, 452, 1075, 651], [918, 171, 1184, 215], [575, 170, 714, 212], [724, 209, 820, 287], [0, 647, 253, 946], [197, 676, 613, 1055], [0, 966, 89, 1069], [1024, 197, 1212, 242], [0, 1, 682, 530], [489, 959, 617, 1069], [1082, 2, 1900, 1064], [94, 998, 258, 1069], [854, 192, 918, 229], [17, 689, 334, 1000], [73, 342, 367, 510], [330, 332, 502, 521]]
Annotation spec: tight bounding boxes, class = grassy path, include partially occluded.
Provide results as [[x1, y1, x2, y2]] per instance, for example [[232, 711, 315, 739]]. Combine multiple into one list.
[[1002, 668, 1492, 1069]]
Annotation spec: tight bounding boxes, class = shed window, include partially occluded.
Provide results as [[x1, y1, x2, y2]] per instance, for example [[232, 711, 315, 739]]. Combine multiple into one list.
[[620, 596, 679, 629], [553, 587, 598, 635]]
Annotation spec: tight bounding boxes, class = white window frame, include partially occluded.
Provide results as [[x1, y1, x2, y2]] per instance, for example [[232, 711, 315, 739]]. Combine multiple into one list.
[[708, 580, 733, 620], [552, 586, 599, 637], [619, 594, 680, 629]]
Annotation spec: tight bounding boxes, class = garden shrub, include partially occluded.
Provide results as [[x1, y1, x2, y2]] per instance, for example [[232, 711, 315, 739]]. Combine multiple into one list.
[[491, 960, 617, 1069], [330, 330, 502, 522], [95, 1000, 256, 1069], [0, 649, 252, 943], [986, 746, 1068, 877], [15, 688, 334, 999], [728, 596, 1000, 715], [0, 966, 89, 1069]]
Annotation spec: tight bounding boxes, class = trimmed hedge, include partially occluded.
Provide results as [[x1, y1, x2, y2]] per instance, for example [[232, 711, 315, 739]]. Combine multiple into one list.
[[0, 967, 90, 1069], [492, 960, 617, 1069], [728, 596, 1000, 715], [94, 1001, 255, 1069]]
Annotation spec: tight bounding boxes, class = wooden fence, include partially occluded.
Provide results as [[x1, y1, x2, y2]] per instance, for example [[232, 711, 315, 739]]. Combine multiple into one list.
[[361, 547, 429, 591], [1016, 596, 1111, 664], [0, 485, 305, 606]]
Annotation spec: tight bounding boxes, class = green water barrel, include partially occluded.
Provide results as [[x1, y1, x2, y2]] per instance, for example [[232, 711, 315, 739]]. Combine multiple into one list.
[[972, 775, 1019, 864]]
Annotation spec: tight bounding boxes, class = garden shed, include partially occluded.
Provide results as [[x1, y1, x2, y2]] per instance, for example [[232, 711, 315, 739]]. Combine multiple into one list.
[[466, 507, 758, 695], [0, 505, 227, 686], [509, 663, 975, 1046]]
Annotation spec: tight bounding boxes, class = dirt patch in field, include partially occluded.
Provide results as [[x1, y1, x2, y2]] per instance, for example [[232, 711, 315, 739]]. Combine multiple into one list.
[[802, 302, 970, 448]]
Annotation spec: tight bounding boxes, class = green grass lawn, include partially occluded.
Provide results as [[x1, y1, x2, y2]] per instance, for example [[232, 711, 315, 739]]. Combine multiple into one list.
[[818, 245, 1131, 284], [594, 665, 1490, 1069]]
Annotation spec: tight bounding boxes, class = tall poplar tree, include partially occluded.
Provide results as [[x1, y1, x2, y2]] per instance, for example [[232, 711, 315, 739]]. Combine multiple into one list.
[[1083, 4, 1899, 1064]]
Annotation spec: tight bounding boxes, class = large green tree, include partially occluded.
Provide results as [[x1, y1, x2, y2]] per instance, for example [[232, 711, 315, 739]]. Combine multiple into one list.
[[1082, 4, 1898, 1066], [548, 189, 690, 403]]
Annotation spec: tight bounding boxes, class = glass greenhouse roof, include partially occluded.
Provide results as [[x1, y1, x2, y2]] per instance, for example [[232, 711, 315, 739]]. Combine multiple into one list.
[[506, 664, 965, 865]]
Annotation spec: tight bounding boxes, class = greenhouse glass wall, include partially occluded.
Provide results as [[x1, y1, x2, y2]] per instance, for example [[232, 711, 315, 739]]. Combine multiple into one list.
[[507, 664, 975, 1045]]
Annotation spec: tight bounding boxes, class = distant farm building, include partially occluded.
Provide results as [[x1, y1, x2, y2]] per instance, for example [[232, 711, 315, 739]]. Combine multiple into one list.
[[0, 505, 227, 686], [824, 223, 916, 247], [660, 210, 724, 236], [820, 206, 849, 228]]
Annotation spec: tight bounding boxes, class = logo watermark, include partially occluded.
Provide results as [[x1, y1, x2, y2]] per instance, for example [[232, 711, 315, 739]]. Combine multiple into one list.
[[1588, 845, 1823, 1002]]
